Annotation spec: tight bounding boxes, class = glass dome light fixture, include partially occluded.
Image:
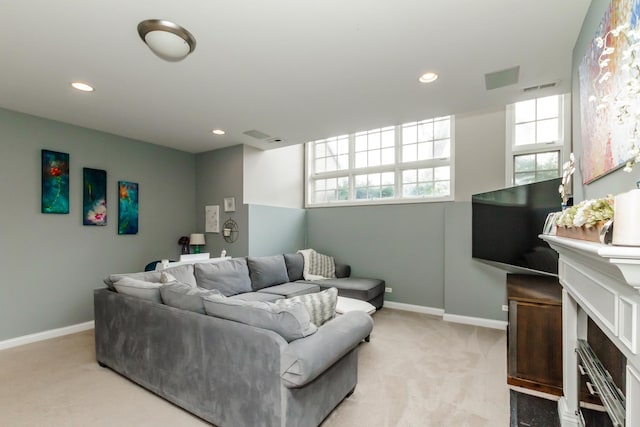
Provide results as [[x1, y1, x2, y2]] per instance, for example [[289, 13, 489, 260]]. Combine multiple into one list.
[[418, 71, 439, 83], [137, 19, 196, 62]]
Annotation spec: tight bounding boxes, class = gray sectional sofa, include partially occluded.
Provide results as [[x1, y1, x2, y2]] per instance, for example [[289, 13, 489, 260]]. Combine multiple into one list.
[[94, 253, 382, 427]]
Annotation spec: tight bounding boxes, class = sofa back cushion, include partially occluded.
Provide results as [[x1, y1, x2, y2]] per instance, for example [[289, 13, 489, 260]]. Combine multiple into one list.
[[283, 253, 305, 282], [113, 277, 163, 303], [195, 258, 252, 296], [160, 282, 223, 314], [202, 296, 317, 342], [247, 255, 289, 290], [104, 264, 197, 290]]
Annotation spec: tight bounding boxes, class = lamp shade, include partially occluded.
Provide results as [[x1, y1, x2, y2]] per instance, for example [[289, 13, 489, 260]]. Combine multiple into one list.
[[189, 233, 205, 245]]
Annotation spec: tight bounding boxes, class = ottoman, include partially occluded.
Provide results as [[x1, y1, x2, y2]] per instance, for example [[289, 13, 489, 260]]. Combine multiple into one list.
[[311, 277, 385, 310]]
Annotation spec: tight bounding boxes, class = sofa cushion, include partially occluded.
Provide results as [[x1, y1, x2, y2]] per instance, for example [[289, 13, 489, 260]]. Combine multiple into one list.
[[229, 292, 283, 303], [257, 282, 320, 298], [306, 277, 385, 302], [195, 258, 252, 296], [247, 255, 289, 291], [104, 264, 197, 290], [160, 282, 223, 314], [283, 253, 305, 282], [202, 296, 317, 342], [276, 287, 338, 327], [113, 277, 163, 303]]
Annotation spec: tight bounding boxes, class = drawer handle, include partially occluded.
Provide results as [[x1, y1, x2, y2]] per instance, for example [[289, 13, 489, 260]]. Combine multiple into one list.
[[586, 381, 597, 396]]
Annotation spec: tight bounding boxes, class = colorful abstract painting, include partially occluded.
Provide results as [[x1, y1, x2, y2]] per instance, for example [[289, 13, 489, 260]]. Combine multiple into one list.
[[41, 149, 69, 214], [118, 181, 138, 235], [82, 168, 107, 226], [578, 0, 640, 183]]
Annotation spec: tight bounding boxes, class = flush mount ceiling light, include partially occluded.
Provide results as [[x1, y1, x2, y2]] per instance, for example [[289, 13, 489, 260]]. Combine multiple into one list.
[[212, 129, 225, 135], [137, 19, 196, 62], [418, 72, 439, 83], [70, 82, 95, 92]]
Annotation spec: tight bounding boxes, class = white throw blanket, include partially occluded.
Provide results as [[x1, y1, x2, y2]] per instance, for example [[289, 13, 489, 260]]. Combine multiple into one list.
[[297, 249, 336, 280]]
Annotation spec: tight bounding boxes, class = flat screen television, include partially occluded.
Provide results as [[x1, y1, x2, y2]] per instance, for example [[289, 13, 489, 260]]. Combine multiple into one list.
[[472, 177, 563, 276]]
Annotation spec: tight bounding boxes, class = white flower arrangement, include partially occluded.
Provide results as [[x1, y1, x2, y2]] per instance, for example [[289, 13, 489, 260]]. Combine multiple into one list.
[[555, 195, 614, 228], [558, 153, 575, 206], [590, 23, 640, 172]]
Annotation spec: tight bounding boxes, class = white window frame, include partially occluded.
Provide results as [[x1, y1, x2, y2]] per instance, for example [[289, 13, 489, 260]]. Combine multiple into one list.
[[305, 118, 455, 208], [505, 93, 571, 186]]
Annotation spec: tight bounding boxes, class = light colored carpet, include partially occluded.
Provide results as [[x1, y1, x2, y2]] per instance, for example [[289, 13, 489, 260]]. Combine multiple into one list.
[[0, 309, 508, 426]]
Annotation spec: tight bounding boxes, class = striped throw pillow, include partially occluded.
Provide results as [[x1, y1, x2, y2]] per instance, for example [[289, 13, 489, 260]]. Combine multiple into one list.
[[277, 287, 338, 327]]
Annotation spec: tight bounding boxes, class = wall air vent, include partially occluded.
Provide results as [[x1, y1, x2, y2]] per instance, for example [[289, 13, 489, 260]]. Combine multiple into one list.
[[243, 129, 271, 140], [523, 82, 558, 92]]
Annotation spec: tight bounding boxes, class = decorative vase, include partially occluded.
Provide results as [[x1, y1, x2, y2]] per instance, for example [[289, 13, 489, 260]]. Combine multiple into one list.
[[612, 188, 640, 246]]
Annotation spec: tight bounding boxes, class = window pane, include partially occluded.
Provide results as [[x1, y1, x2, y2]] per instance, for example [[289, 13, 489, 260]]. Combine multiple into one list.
[[327, 139, 337, 155], [315, 142, 326, 158], [515, 122, 535, 145], [368, 132, 381, 150], [419, 182, 434, 196], [417, 142, 433, 160], [536, 170, 559, 181], [515, 99, 535, 123], [368, 188, 381, 199], [417, 122, 433, 141], [368, 174, 380, 186], [315, 179, 326, 191], [381, 147, 394, 165], [403, 169, 417, 183], [355, 152, 367, 168], [368, 150, 380, 167], [536, 151, 559, 171], [537, 95, 559, 120], [403, 184, 417, 197], [403, 125, 417, 144], [381, 129, 395, 147], [434, 166, 450, 180], [514, 154, 535, 172], [337, 137, 349, 154], [381, 186, 394, 198], [434, 119, 450, 139], [381, 172, 394, 185], [403, 145, 417, 162], [326, 157, 337, 172], [315, 158, 325, 173], [355, 174, 367, 187], [514, 172, 535, 185], [355, 188, 367, 199], [434, 139, 450, 158], [536, 118, 558, 143], [418, 168, 433, 182], [337, 154, 349, 169], [355, 135, 367, 152], [326, 178, 336, 190], [337, 177, 349, 200], [434, 181, 450, 197]]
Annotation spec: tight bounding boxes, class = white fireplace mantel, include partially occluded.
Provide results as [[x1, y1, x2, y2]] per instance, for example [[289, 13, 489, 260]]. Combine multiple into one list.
[[541, 235, 640, 426]]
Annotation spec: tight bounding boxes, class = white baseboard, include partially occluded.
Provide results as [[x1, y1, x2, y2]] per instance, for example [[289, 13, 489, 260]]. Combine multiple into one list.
[[383, 301, 445, 317], [0, 321, 95, 351], [443, 313, 507, 330], [384, 301, 507, 330]]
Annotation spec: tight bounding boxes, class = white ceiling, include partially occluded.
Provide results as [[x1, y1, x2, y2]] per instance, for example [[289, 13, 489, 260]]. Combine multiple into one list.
[[0, 0, 591, 153]]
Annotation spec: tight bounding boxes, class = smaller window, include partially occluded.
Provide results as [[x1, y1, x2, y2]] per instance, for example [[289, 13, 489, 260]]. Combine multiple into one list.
[[355, 127, 395, 168], [313, 176, 349, 203], [355, 172, 395, 200], [513, 151, 560, 185]]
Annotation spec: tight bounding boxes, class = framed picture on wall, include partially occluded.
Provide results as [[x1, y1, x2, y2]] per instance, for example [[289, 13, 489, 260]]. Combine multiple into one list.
[[224, 197, 235, 212], [205, 205, 220, 233]]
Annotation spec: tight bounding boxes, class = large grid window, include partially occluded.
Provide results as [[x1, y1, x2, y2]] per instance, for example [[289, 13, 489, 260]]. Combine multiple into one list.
[[306, 117, 454, 207], [506, 94, 570, 186]]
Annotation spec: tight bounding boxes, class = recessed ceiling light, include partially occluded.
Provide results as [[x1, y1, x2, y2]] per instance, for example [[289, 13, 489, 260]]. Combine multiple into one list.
[[70, 82, 95, 92], [212, 129, 225, 135], [418, 72, 439, 83]]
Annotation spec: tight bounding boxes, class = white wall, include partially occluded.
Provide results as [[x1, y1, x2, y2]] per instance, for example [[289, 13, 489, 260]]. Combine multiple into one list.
[[243, 144, 304, 208]]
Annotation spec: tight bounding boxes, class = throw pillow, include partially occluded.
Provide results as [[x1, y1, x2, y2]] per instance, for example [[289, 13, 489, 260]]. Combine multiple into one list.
[[104, 271, 161, 291], [195, 258, 252, 296], [276, 287, 338, 327], [283, 253, 305, 282], [160, 282, 224, 314], [247, 255, 289, 290], [160, 272, 177, 283], [202, 296, 317, 342], [297, 249, 337, 280], [161, 264, 197, 287], [113, 277, 163, 303]]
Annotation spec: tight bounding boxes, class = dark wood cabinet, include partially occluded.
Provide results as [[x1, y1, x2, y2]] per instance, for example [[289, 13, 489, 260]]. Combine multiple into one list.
[[507, 274, 563, 395]]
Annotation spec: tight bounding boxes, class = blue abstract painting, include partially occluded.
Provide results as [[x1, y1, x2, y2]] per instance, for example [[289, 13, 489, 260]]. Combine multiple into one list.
[[118, 181, 138, 235], [83, 168, 107, 226], [41, 149, 69, 214]]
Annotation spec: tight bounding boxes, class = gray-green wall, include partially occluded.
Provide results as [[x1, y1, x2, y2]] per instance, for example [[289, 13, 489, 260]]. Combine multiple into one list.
[[572, 0, 640, 200], [247, 205, 306, 256], [0, 108, 195, 341]]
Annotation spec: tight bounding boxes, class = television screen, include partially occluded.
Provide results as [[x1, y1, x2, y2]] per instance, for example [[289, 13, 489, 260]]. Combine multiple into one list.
[[472, 178, 562, 276]]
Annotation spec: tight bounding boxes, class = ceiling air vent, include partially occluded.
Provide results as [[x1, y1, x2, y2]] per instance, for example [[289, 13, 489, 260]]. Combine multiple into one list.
[[267, 137, 284, 144], [523, 81, 558, 92], [484, 66, 520, 90], [243, 129, 271, 140]]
